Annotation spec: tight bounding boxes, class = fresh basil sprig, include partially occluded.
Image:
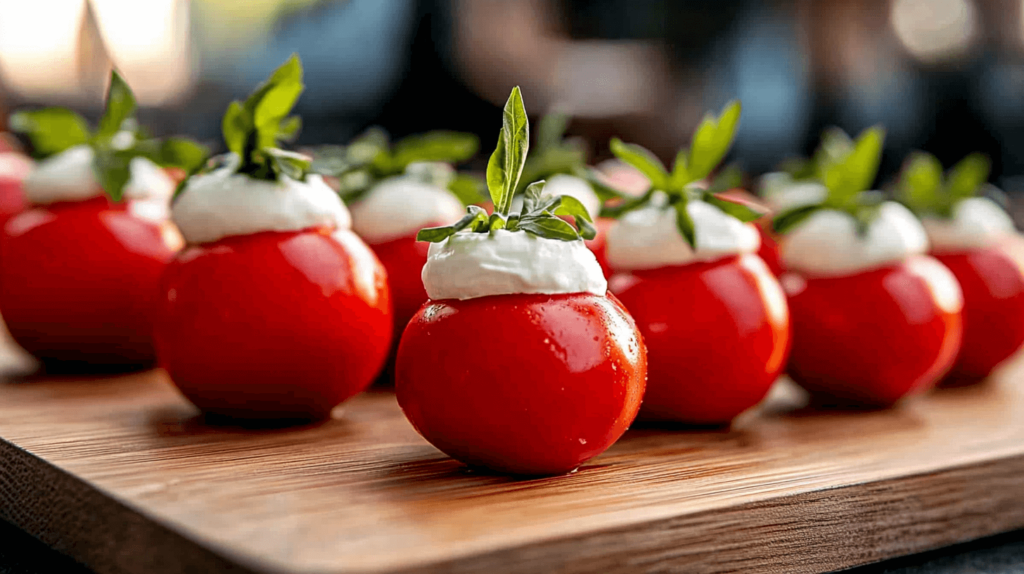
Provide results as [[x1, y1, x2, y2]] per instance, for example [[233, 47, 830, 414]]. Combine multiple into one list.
[[417, 87, 595, 243], [10, 70, 207, 201], [772, 126, 886, 235], [311, 127, 480, 204], [895, 151, 996, 218], [601, 101, 763, 248]]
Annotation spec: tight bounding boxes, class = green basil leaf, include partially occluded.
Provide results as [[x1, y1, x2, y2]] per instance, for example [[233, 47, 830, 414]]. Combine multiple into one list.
[[350, 127, 390, 165], [158, 138, 209, 172], [708, 163, 745, 194], [897, 151, 943, 214], [946, 152, 990, 202], [601, 188, 655, 218], [416, 205, 489, 242], [9, 108, 91, 158], [813, 127, 854, 178], [392, 131, 478, 170], [609, 138, 667, 190], [522, 180, 546, 214], [518, 215, 580, 241], [447, 173, 487, 206], [221, 101, 249, 158], [278, 116, 302, 143], [265, 148, 312, 180], [553, 195, 596, 240], [96, 70, 137, 140], [688, 100, 741, 183], [486, 86, 529, 215], [823, 125, 884, 205], [92, 148, 134, 202], [537, 112, 570, 152], [668, 148, 690, 191], [772, 204, 822, 234], [702, 192, 766, 222], [673, 200, 696, 248]]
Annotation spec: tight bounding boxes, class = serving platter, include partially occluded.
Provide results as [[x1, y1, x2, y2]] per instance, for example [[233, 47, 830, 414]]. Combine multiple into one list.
[[1, 330, 1024, 574]]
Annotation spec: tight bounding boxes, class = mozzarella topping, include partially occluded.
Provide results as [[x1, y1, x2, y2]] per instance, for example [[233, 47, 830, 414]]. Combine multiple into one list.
[[0, 153, 32, 181], [758, 172, 828, 212], [780, 201, 929, 277], [921, 197, 1016, 253], [172, 166, 351, 245], [539, 174, 602, 219], [422, 229, 607, 300], [349, 176, 465, 244], [604, 198, 761, 271], [22, 145, 174, 205]]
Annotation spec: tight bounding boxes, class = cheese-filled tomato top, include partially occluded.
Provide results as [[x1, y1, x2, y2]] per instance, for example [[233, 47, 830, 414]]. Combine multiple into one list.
[[422, 229, 607, 301], [758, 172, 828, 213], [605, 196, 761, 271], [781, 201, 929, 277], [171, 160, 351, 244], [0, 152, 32, 182], [921, 197, 1016, 253], [22, 145, 174, 206], [349, 172, 464, 245]]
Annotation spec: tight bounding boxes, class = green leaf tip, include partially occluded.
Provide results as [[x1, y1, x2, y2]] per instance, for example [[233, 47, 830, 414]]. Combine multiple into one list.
[[97, 69, 137, 140], [486, 86, 530, 216], [896, 150, 993, 218]]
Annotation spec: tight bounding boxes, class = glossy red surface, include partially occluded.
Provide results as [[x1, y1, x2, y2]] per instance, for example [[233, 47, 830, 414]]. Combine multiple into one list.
[[611, 254, 790, 424], [155, 228, 392, 420], [933, 245, 1024, 383], [756, 220, 785, 277], [369, 232, 431, 337], [396, 292, 646, 476], [784, 256, 963, 406], [586, 217, 615, 279], [0, 178, 26, 227], [0, 196, 175, 366]]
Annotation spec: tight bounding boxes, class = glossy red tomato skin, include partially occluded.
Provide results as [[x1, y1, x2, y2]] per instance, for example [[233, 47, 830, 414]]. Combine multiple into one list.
[[756, 220, 785, 277], [932, 246, 1024, 383], [0, 196, 175, 367], [367, 232, 434, 339], [610, 254, 790, 424], [396, 292, 646, 476], [784, 257, 963, 406], [586, 217, 615, 279], [0, 178, 26, 227], [155, 228, 392, 420]]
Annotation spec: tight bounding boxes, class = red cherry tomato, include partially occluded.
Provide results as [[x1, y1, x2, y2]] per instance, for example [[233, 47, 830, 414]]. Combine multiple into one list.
[[367, 231, 436, 341], [756, 220, 785, 277], [155, 228, 392, 420], [0, 177, 26, 227], [396, 292, 646, 476], [783, 256, 963, 406], [585, 217, 615, 279], [611, 254, 790, 424], [0, 196, 175, 367], [932, 245, 1024, 383]]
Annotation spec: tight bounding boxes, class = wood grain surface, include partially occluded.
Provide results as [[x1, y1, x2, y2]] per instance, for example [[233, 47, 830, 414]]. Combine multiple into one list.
[[1, 333, 1024, 574]]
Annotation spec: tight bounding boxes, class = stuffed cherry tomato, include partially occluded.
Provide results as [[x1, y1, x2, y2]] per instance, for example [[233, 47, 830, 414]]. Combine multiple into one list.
[[607, 200, 789, 424], [779, 203, 963, 405], [396, 87, 645, 476], [155, 56, 391, 421], [0, 152, 31, 226], [0, 146, 177, 368]]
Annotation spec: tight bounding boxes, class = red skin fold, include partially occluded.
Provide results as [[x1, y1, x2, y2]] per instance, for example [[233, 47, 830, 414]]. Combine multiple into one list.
[[0, 196, 175, 367], [396, 292, 646, 476], [155, 227, 392, 420], [611, 254, 791, 424], [783, 256, 963, 406], [932, 245, 1024, 384]]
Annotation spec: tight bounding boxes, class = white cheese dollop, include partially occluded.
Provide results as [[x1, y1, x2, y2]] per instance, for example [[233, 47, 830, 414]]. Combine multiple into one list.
[[604, 198, 761, 271], [172, 166, 351, 245], [509, 174, 603, 219], [22, 145, 174, 205], [921, 197, 1016, 253], [422, 229, 607, 301], [0, 153, 32, 181], [780, 201, 929, 277], [758, 172, 828, 212], [349, 176, 464, 245]]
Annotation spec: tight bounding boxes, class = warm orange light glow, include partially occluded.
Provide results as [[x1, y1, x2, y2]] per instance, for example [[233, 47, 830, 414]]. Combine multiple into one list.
[[0, 0, 88, 99]]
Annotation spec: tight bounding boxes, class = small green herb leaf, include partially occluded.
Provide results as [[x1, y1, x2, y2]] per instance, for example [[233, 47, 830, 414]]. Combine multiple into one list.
[[668, 149, 690, 191], [486, 86, 529, 215], [609, 138, 668, 191], [9, 109, 91, 158], [897, 151, 943, 213], [157, 138, 209, 173], [703, 192, 766, 222], [265, 148, 312, 180], [416, 205, 489, 242], [392, 131, 478, 170], [92, 148, 134, 202], [553, 195, 596, 240], [96, 70, 137, 140], [707, 163, 745, 193], [813, 127, 854, 178], [772, 204, 822, 234], [822, 125, 884, 204], [688, 100, 741, 183], [221, 101, 249, 158], [946, 152, 990, 202], [673, 201, 697, 249], [517, 216, 580, 241]]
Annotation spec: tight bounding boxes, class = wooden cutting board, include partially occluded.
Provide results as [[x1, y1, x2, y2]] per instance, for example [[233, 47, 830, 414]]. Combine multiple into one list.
[[2, 333, 1024, 574]]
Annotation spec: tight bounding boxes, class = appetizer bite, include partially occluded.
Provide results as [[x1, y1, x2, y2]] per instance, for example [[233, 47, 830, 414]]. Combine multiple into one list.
[[774, 128, 963, 406], [896, 152, 1024, 384], [603, 102, 791, 425], [1, 71, 203, 369], [156, 56, 391, 420], [396, 88, 646, 476], [314, 129, 479, 342]]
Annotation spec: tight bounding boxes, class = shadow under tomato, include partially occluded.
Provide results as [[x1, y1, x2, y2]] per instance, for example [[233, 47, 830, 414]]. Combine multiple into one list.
[[146, 404, 347, 439]]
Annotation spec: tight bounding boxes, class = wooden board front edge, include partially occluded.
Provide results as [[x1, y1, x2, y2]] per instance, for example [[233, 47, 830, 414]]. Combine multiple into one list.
[[1, 340, 1024, 574]]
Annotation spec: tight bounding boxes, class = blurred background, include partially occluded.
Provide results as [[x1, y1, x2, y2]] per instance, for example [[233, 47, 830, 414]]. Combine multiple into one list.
[[2, 0, 1024, 188]]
